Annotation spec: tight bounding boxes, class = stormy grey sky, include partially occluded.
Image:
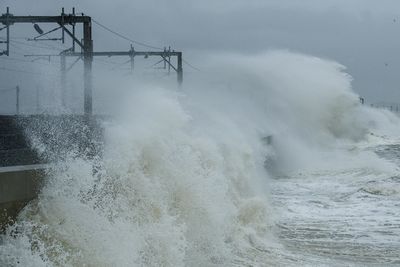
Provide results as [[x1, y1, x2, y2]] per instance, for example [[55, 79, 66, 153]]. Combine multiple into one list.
[[1, 0, 400, 113]]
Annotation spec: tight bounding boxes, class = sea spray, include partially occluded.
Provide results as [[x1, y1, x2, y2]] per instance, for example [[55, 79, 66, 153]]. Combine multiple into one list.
[[1, 51, 400, 266], [0, 88, 272, 266]]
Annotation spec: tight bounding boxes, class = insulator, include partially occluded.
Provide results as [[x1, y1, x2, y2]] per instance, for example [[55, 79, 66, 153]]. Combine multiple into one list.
[[33, 24, 44, 35]]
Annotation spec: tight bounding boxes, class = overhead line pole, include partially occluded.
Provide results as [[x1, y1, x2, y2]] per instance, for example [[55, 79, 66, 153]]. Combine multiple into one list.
[[6, 7, 9, 56], [83, 19, 93, 115], [16, 85, 20, 114], [60, 51, 66, 106], [177, 52, 182, 86], [130, 44, 134, 74]]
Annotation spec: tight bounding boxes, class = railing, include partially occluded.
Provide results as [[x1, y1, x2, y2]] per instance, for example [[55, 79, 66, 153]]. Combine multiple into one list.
[[360, 97, 400, 113], [371, 103, 400, 113]]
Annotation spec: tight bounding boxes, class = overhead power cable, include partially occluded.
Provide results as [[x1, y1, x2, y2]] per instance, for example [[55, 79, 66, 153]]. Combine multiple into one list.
[[0, 87, 16, 92], [0, 55, 57, 66], [10, 39, 63, 51], [92, 18, 163, 50], [0, 66, 60, 77], [182, 59, 202, 72]]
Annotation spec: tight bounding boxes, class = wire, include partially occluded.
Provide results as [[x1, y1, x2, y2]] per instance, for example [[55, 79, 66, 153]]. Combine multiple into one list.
[[92, 18, 164, 50], [0, 55, 57, 66], [182, 59, 202, 72], [8, 42, 28, 53], [0, 87, 16, 92], [0, 66, 60, 77], [95, 57, 122, 65], [2, 19, 203, 77], [10, 39, 63, 51]]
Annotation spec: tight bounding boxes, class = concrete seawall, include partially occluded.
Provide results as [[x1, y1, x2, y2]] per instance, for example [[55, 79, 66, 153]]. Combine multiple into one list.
[[0, 165, 47, 231], [0, 115, 104, 232]]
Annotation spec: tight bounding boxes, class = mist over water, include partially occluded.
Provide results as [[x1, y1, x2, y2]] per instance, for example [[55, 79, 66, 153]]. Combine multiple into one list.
[[1, 51, 400, 266]]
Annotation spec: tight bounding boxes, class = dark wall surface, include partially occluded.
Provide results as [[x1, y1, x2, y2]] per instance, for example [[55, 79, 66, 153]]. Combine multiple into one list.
[[0, 115, 104, 167]]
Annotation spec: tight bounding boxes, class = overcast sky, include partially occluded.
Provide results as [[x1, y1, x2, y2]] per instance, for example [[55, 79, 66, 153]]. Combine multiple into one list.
[[1, 0, 400, 112]]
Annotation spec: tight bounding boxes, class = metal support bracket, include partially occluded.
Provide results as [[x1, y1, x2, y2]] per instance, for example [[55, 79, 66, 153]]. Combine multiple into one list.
[[28, 26, 62, 41], [58, 23, 84, 49], [160, 55, 178, 72]]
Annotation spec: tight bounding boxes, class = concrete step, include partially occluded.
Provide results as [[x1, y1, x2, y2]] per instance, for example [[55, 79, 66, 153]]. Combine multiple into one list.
[[0, 134, 28, 150], [0, 116, 30, 151], [0, 164, 47, 232], [0, 148, 41, 167], [0, 116, 20, 135]]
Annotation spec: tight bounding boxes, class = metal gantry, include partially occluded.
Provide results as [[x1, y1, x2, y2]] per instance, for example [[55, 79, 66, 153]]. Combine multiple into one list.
[[0, 7, 93, 114], [0, 7, 183, 115], [63, 46, 183, 84]]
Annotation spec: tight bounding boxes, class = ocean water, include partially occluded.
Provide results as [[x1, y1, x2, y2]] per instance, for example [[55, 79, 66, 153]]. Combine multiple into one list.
[[1, 51, 400, 266], [269, 143, 400, 266]]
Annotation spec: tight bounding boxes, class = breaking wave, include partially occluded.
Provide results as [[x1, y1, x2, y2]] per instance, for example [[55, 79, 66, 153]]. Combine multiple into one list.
[[1, 51, 399, 266]]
